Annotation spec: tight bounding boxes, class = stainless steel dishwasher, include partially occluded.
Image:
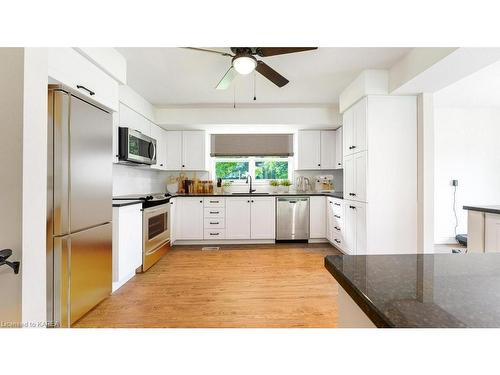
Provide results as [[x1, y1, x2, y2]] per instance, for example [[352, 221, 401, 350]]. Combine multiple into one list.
[[276, 197, 310, 240]]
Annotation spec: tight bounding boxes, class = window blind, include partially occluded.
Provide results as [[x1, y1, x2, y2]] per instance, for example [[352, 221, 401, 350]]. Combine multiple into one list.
[[210, 134, 294, 157]]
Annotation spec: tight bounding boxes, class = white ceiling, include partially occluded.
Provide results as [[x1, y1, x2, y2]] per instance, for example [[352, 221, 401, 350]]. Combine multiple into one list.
[[117, 47, 411, 106], [434, 59, 500, 107]]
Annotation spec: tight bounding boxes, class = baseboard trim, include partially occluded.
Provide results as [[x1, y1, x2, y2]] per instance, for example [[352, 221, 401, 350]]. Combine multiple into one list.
[[173, 239, 275, 246], [112, 271, 136, 293], [308, 238, 328, 243]]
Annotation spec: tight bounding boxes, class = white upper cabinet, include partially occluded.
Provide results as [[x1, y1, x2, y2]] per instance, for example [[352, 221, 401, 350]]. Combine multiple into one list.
[[250, 197, 276, 239], [48, 48, 119, 112], [177, 197, 204, 240], [335, 127, 343, 169], [150, 124, 167, 170], [320, 130, 336, 169], [182, 131, 206, 170], [343, 98, 367, 156], [165, 131, 183, 170], [164, 131, 206, 171], [310, 196, 326, 239], [119, 103, 151, 135], [297, 130, 339, 170], [226, 197, 251, 239], [297, 130, 321, 169]]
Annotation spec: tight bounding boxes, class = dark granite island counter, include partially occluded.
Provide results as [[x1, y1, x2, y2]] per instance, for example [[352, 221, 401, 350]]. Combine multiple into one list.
[[325, 253, 500, 328]]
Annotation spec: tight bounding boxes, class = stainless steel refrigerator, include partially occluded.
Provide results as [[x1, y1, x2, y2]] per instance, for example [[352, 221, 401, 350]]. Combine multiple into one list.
[[47, 85, 113, 327]]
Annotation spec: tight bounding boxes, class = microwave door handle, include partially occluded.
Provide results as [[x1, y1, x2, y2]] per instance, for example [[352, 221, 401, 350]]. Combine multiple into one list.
[[152, 142, 156, 161]]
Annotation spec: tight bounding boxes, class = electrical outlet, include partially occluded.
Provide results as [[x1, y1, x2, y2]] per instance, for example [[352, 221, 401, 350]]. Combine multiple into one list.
[[452, 179, 458, 186]]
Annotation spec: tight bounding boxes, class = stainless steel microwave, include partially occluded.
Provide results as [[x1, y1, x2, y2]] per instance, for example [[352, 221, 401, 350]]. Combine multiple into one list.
[[118, 127, 157, 165]]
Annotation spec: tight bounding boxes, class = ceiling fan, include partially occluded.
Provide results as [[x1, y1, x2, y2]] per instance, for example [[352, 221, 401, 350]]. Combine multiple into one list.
[[184, 47, 318, 90]]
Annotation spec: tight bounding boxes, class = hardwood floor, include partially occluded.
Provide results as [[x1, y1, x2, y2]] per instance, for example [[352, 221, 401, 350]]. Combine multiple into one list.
[[74, 243, 341, 328]]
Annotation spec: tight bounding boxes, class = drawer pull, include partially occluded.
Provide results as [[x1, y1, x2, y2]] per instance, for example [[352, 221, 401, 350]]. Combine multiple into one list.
[[76, 85, 95, 96], [334, 215, 341, 219], [209, 200, 219, 203], [209, 222, 219, 225], [334, 226, 340, 231], [349, 205, 356, 210], [334, 239, 341, 244], [334, 203, 341, 206], [209, 211, 219, 214], [210, 232, 220, 236], [349, 193, 356, 196]]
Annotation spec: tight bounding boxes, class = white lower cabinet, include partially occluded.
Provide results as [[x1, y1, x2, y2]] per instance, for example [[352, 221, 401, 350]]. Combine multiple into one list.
[[327, 197, 345, 250], [485, 213, 500, 252], [112, 204, 143, 291], [250, 197, 276, 239], [344, 200, 366, 255], [176, 197, 204, 240], [310, 196, 326, 239], [224, 197, 276, 240], [225, 197, 252, 239]]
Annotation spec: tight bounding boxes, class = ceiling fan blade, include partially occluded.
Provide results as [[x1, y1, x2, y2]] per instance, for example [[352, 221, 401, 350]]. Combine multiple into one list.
[[215, 66, 237, 90], [255, 61, 289, 87], [183, 47, 233, 57], [256, 47, 318, 57]]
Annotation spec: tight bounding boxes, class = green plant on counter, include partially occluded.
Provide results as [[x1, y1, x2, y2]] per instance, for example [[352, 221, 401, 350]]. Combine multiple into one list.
[[280, 179, 292, 187], [269, 180, 280, 187]]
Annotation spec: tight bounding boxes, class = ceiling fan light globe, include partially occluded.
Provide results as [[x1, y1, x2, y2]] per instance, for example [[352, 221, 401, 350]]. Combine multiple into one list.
[[232, 56, 257, 75]]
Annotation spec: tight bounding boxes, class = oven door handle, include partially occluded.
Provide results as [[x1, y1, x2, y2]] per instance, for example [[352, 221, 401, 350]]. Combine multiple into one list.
[[145, 240, 170, 256], [143, 205, 168, 215]]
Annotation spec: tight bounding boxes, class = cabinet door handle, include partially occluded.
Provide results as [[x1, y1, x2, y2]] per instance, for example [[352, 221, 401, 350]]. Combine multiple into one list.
[[200, 200, 203, 203], [334, 203, 340, 206], [349, 205, 356, 210], [334, 215, 340, 218], [76, 85, 95, 96], [318, 164, 321, 167], [338, 163, 341, 166]]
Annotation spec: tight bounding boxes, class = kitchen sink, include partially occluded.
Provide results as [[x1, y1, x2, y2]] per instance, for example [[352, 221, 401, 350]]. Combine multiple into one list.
[[231, 192, 270, 195]]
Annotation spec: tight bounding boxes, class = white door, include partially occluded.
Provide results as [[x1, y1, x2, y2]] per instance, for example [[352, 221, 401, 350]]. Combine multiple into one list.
[[182, 131, 206, 170], [320, 131, 336, 170], [177, 198, 204, 240], [250, 197, 276, 239], [335, 127, 343, 169], [150, 124, 167, 170], [342, 108, 354, 157], [344, 154, 355, 200], [310, 196, 326, 239], [344, 202, 357, 254], [297, 130, 321, 169], [353, 98, 367, 153], [226, 197, 251, 239], [164, 131, 182, 170], [353, 151, 367, 203], [170, 198, 177, 244]]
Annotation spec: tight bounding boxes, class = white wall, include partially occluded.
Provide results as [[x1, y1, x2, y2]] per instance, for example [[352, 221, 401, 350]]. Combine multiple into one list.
[[434, 107, 500, 243], [113, 164, 170, 196]]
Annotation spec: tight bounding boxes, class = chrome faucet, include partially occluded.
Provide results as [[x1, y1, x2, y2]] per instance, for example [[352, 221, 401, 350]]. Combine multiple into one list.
[[246, 175, 256, 193]]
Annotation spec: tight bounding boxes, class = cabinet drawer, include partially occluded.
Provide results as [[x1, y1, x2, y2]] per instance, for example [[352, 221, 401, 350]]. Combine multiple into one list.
[[331, 199, 343, 215], [204, 207, 225, 218], [332, 235, 344, 249], [204, 218, 225, 229], [204, 229, 226, 240], [204, 197, 225, 208]]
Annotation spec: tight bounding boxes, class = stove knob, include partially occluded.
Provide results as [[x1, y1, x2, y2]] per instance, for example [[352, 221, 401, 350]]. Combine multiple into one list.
[[145, 195, 153, 200]]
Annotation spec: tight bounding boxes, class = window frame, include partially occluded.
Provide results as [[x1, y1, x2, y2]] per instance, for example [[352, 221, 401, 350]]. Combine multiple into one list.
[[212, 156, 294, 185]]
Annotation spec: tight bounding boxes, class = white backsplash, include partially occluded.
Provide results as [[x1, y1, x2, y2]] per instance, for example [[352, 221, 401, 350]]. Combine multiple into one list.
[[293, 169, 343, 192], [113, 164, 169, 196]]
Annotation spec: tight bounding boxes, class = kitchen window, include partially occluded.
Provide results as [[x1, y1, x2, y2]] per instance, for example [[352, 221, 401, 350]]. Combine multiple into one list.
[[213, 157, 292, 183]]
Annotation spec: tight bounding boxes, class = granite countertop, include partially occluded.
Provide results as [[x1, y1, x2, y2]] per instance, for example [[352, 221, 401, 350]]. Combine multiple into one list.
[[325, 253, 500, 328], [112, 199, 143, 207], [171, 191, 344, 199], [463, 205, 500, 215]]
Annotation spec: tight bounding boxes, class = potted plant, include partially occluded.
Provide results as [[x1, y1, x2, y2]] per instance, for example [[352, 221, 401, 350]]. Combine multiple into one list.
[[280, 179, 292, 193], [269, 180, 280, 193], [222, 180, 232, 193]]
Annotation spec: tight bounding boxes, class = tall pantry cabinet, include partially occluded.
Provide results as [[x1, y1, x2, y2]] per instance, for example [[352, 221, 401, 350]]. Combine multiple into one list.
[[342, 96, 417, 255]]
